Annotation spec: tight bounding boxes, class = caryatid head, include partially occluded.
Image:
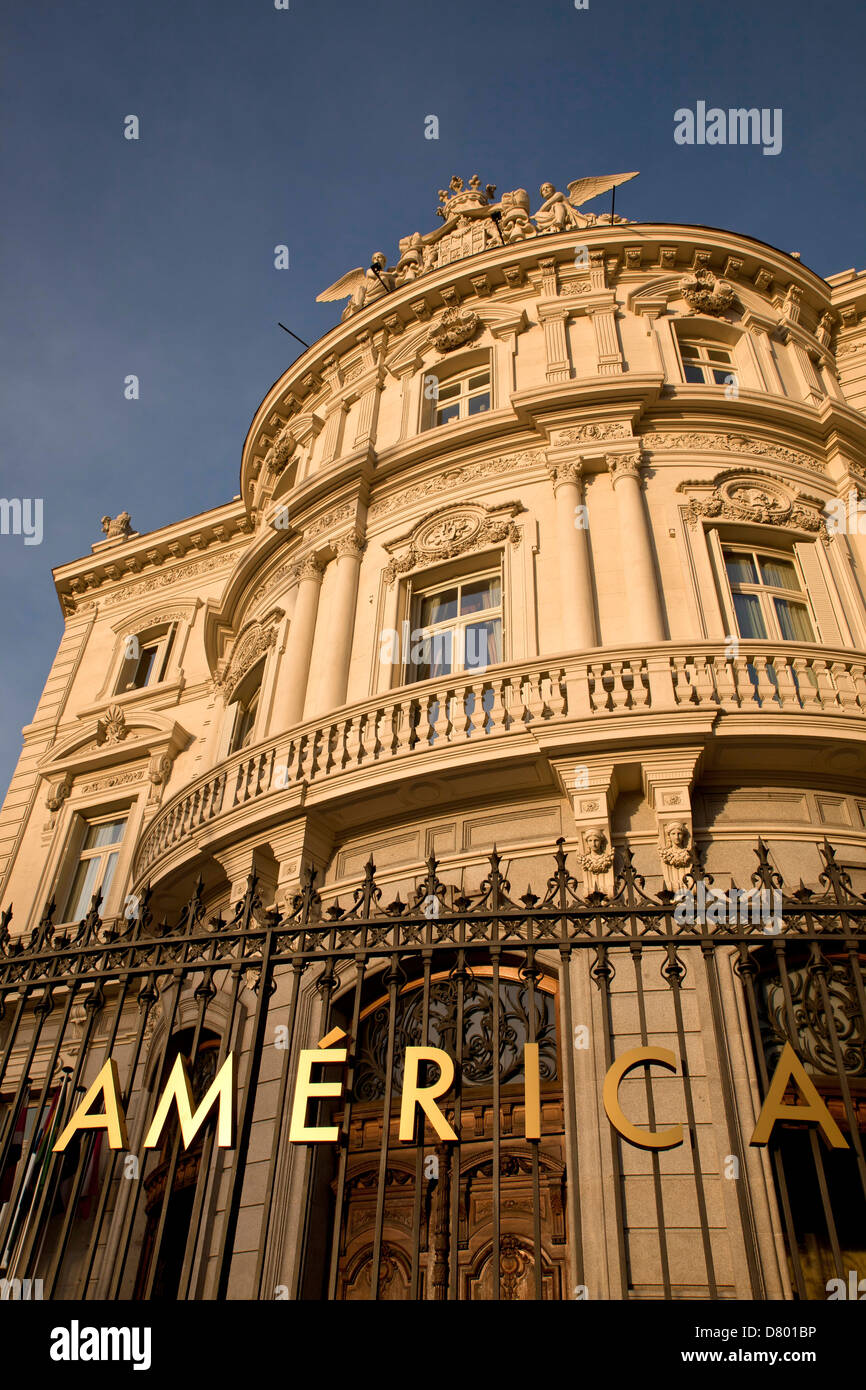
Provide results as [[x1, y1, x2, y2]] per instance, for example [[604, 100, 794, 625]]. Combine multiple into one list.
[[666, 821, 689, 849], [585, 828, 607, 855]]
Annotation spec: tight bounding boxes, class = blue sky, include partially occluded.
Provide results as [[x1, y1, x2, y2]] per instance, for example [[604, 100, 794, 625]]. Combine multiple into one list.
[[1, 0, 864, 794]]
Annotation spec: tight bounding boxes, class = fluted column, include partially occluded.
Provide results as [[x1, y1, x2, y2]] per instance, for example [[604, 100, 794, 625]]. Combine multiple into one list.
[[277, 555, 325, 726], [549, 460, 597, 650], [607, 452, 665, 641], [319, 531, 365, 712]]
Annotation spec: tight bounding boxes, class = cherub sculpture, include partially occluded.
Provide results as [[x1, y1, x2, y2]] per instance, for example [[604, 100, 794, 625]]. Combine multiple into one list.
[[316, 252, 396, 320], [532, 172, 639, 233]]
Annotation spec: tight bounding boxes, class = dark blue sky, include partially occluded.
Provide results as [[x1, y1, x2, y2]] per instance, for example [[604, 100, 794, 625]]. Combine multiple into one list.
[[1, 0, 864, 794]]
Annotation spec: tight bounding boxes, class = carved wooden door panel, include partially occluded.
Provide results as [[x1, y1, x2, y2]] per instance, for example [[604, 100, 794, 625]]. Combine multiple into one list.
[[331, 966, 569, 1300]]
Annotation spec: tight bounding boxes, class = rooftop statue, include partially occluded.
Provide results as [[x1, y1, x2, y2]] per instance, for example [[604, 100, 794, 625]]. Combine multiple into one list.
[[316, 171, 639, 318]]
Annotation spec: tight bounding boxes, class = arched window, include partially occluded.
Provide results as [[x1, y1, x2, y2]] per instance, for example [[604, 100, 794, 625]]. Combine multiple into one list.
[[300, 959, 568, 1301]]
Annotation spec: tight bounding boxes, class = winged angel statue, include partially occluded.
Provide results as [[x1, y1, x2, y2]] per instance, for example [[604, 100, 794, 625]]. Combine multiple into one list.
[[317, 171, 638, 319]]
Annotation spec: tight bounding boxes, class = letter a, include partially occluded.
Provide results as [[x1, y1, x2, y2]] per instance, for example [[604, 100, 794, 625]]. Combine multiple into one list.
[[53, 1059, 128, 1152], [750, 1042, 848, 1148], [399, 1047, 457, 1141]]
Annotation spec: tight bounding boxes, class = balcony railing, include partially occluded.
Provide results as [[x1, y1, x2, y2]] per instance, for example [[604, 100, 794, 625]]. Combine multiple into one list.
[[133, 642, 866, 880]]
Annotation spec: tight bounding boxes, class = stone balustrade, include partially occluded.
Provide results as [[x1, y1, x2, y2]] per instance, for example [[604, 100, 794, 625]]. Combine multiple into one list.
[[133, 642, 866, 880]]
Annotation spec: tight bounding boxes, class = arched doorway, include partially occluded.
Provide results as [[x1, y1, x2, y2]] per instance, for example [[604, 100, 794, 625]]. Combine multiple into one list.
[[315, 958, 569, 1300]]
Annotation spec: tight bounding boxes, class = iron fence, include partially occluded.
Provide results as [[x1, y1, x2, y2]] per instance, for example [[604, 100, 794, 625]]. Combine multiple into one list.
[[0, 837, 863, 1300]]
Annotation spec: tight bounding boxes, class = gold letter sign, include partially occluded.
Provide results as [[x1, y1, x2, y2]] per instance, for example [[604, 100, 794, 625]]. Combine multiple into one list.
[[53, 1058, 128, 1152], [144, 1053, 235, 1150], [399, 1047, 457, 1141], [603, 1046, 684, 1151], [750, 1042, 848, 1149]]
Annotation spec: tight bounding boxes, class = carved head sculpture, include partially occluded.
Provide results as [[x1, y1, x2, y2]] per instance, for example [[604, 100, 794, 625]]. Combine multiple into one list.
[[666, 821, 689, 849], [539, 182, 555, 199], [371, 252, 387, 270], [585, 828, 607, 855]]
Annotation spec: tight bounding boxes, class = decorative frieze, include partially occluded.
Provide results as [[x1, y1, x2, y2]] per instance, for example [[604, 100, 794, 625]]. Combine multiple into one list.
[[368, 449, 545, 522], [640, 430, 825, 474], [552, 422, 630, 446]]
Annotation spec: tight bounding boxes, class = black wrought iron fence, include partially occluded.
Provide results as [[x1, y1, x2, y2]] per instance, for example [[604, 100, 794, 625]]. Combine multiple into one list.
[[0, 837, 863, 1300]]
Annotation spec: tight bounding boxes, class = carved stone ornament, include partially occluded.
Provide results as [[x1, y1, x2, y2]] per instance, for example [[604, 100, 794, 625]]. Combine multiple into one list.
[[683, 476, 823, 534], [428, 306, 481, 352], [645, 430, 825, 475], [580, 829, 614, 876], [100, 511, 133, 540], [46, 772, 73, 812], [678, 267, 736, 316], [333, 530, 366, 559], [659, 821, 691, 868], [95, 706, 128, 746], [368, 450, 545, 523], [383, 505, 521, 585], [315, 171, 637, 319], [606, 452, 643, 484], [553, 422, 630, 446], [216, 617, 280, 702], [290, 553, 327, 585]]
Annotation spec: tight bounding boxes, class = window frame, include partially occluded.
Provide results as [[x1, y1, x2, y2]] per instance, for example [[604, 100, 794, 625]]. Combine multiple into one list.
[[722, 543, 817, 643], [227, 658, 266, 755], [405, 565, 504, 683], [676, 337, 736, 387], [114, 622, 177, 695], [60, 812, 129, 924], [422, 354, 493, 431]]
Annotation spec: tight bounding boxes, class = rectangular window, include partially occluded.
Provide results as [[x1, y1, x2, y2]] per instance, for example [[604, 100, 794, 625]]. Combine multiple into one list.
[[679, 341, 734, 386], [430, 368, 491, 428], [63, 817, 127, 922], [723, 547, 816, 643], [409, 571, 503, 681], [115, 624, 176, 694]]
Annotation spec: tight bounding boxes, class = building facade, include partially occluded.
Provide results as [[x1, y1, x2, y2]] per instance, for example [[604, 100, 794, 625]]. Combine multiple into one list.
[[1, 174, 865, 1301]]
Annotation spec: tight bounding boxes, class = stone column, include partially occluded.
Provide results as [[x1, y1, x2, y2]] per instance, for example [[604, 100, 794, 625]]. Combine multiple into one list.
[[278, 555, 325, 727], [319, 532, 365, 712], [549, 459, 597, 650], [607, 451, 665, 642]]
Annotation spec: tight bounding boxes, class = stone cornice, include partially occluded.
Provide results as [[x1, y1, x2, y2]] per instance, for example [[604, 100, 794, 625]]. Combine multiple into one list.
[[241, 225, 837, 508]]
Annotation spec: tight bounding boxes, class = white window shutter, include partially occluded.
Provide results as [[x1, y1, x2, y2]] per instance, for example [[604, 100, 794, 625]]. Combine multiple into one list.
[[794, 541, 843, 646]]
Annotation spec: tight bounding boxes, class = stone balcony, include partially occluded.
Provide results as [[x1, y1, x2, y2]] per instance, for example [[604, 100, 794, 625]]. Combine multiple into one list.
[[132, 640, 866, 886]]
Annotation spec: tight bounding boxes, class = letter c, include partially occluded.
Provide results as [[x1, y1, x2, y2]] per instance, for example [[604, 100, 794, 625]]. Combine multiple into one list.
[[603, 1046, 684, 1150]]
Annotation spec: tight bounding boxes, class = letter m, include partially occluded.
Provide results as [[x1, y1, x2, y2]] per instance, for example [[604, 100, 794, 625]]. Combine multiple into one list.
[[728, 108, 760, 144], [143, 1052, 235, 1150]]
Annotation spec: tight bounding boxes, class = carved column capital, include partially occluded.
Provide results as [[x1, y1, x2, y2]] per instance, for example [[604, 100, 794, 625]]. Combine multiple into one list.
[[546, 457, 584, 491], [333, 530, 367, 559], [606, 451, 643, 486], [291, 553, 327, 584]]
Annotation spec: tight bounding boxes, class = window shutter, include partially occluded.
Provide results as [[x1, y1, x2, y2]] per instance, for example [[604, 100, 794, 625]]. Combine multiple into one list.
[[794, 541, 843, 646]]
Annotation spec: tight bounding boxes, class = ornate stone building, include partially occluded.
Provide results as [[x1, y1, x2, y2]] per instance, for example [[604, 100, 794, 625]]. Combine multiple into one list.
[[0, 173, 865, 1302]]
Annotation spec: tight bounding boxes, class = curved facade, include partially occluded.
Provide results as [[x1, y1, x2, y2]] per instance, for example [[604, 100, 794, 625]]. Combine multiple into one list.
[[1, 178, 866, 1301]]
